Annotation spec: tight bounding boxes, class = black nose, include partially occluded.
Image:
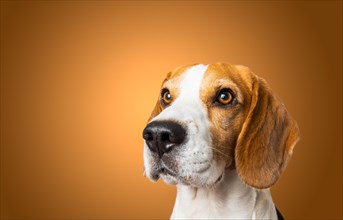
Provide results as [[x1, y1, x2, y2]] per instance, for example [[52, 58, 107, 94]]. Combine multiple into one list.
[[143, 121, 186, 158]]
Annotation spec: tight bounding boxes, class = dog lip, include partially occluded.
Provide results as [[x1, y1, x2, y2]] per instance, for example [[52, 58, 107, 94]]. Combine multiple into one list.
[[197, 164, 211, 173], [214, 172, 224, 185], [149, 172, 160, 182], [158, 167, 176, 176]]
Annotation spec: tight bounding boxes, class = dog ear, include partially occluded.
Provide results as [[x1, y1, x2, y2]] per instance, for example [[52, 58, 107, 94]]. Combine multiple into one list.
[[235, 74, 300, 189]]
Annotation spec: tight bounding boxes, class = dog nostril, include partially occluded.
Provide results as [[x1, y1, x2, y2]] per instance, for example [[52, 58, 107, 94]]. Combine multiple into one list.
[[168, 133, 180, 144], [143, 121, 186, 158], [143, 132, 154, 141], [161, 132, 171, 143]]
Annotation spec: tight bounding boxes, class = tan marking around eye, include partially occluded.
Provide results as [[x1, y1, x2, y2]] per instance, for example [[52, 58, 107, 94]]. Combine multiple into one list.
[[199, 63, 255, 166], [148, 64, 197, 121]]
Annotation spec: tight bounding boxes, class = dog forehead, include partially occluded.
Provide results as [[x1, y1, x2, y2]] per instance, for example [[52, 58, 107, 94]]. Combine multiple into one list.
[[161, 63, 254, 103], [200, 63, 254, 100], [202, 63, 253, 89], [161, 64, 209, 100], [163, 64, 203, 87], [152, 64, 208, 122]]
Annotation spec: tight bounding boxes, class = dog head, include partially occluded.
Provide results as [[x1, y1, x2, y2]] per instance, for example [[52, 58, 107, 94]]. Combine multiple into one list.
[[143, 63, 300, 189]]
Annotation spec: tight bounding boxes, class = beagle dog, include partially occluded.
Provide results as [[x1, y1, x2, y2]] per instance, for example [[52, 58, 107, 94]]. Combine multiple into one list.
[[142, 63, 300, 219]]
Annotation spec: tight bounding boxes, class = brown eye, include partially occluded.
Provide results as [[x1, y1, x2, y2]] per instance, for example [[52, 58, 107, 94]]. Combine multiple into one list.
[[216, 89, 233, 105], [161, 89, 172, 105]]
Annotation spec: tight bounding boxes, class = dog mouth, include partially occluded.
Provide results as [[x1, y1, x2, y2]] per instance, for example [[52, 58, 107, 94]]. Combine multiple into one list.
[[149, 164, 178, 181], [158, 166, 176, 177], [151, 164, 224, 188], [214, 172, 224, 185]]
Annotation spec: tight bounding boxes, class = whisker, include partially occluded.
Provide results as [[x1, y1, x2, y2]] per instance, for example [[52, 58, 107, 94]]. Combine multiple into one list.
[[209, 147, 228, 158]]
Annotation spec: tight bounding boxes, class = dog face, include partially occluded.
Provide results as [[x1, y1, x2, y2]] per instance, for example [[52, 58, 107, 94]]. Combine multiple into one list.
[[143, 63, 300, 189]]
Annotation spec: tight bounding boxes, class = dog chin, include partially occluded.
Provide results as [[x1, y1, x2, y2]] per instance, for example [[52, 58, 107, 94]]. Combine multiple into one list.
[[160, 174, 178, 185], [148, 170, 225, 189], [160, 173, 223, 188], [147, 165, 226, 188], [146, 169, 178, 185]]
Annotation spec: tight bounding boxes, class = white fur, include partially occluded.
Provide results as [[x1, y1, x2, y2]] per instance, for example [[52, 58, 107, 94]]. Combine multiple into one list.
[[143, 64, 278, 219], [171, 170, 277, 219], [145, 64, 225, 186]]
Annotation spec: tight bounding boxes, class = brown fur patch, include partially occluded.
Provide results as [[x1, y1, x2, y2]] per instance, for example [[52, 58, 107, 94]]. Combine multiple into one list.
[[200, 63, 254, 168], [148, 63, 300, 189], [148, 64, 195, 122], [235, 72, 300, 189], [200, 63, 299, 189]]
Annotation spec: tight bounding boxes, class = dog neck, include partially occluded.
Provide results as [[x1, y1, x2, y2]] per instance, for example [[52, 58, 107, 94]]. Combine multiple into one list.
[[171, 169, 277, 219]]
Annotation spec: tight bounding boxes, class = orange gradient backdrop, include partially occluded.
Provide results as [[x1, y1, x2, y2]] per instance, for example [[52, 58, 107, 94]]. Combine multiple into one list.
[[1, 1, 342, 219]]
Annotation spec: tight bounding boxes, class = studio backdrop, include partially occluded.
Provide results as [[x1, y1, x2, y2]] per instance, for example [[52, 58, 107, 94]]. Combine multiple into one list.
[[1, 1, 342, 219]]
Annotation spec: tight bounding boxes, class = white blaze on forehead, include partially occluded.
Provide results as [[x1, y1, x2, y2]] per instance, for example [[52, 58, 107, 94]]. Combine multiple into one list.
[[179, 64, 208, 100], [149, 64, 224, 186], [152, 64, 208, 121]]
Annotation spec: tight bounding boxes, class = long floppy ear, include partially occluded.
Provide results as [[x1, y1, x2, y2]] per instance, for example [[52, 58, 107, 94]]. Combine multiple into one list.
[[235, 74, 300, 189]]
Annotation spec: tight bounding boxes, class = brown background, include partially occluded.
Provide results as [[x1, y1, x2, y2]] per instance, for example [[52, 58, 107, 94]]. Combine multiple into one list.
[[1, 1, 342, 219]]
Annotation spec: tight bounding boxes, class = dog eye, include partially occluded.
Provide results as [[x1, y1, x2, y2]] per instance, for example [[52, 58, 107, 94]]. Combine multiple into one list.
[[216, 89, 233, 105], [161, 89, 172, 105]]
